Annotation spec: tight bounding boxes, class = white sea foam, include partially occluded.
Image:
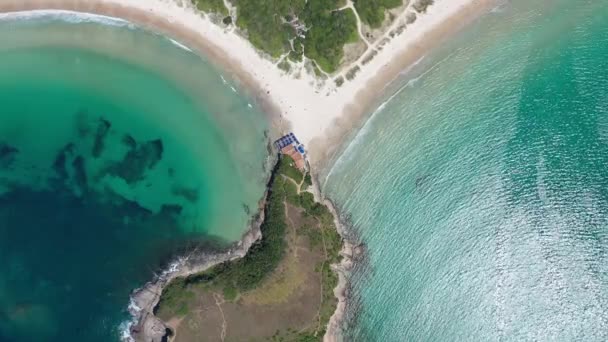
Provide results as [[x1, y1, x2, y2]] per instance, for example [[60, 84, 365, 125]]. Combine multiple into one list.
[[118, 320, 136, 342], [323, 98, 389, 187], [399, 55, 426, 76], [490, 3, 507, 13], [324, 51, 456, 187], [120, 256, 187, 341], [127, 298, 142, 314], [168, 37, 193, 52], [0, 9, 135, 29]]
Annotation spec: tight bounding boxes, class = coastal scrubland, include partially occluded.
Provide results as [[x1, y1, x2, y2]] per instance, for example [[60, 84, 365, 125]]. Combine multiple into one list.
[[155, 155, 343, 341], [192, 0, 401, 72], [192, 0, 228, 16], [228, 0, 359, 72], [353, 0, 404, 27]]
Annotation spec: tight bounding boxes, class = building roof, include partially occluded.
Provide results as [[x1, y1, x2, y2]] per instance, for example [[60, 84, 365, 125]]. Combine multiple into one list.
[[295, 159, 306, 171], [291, 151, 303, 161], [281, 145, 296, 155], [274, 132, 301, 150]]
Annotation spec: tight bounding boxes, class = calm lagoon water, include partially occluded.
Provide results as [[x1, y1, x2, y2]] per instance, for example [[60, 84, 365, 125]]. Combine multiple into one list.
[[325, 1, 608, 341], [0, 12, 269, 341]]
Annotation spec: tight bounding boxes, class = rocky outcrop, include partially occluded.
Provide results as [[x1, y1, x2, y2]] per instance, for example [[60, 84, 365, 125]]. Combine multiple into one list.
[[128, 216, 264, 342]]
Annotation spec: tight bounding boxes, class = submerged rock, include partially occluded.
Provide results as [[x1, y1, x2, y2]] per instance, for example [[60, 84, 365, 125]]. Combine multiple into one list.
[[92, 118, 111, 158], [109, 138, 164, 184], [0, 142, 18, 168]]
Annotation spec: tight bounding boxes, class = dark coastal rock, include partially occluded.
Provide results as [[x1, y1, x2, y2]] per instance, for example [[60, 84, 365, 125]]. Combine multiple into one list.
[[159, 204, 183, 219], [172, 186, 199, 202], [92, 118, 111, 158], [122, 134, 137, 149], [109, 138, 164, 184], [75, 110, 91, 138], [0, 142, 18, 168], [353, 243, 366, 260], [72, 155, 88, 193], [52, 143, 75, 181]]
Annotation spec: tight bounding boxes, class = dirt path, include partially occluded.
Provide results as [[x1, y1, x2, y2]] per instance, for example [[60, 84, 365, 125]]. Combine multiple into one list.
[[338, 0, 372, 47], [337, 1, 417, 79], [213, 293, 227, 342]]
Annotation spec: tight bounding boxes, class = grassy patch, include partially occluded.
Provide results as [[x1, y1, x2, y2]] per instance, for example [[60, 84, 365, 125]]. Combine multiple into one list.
[[222, 285, 238, 301], [192, 0, 228, 15], [303, 173, 313, 189], [334, 76, 345, 87], [156, 278, 195, 319], [346, 65, 361, 81], [297, 224, 322, 251], [217, 0, 357, 72], [278, 176, 300, 206], [413, 0, 434, 13], [353, 0, 403, 28], [156, 154, 343, 341], [303, 7, 358, 73], [278, 155, 304, 184], [242, 243, 305, 305], [158, 154, 304, 314], [278, 59, 292, 73]]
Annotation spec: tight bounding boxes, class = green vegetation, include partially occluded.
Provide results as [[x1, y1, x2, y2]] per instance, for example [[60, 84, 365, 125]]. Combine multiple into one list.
[[353, 0, 403, 28], [230, 0, 303, 57], [297, 224, 322, 250], [278, 154, 304, 184], [157, 155, 308, 315], [346, 65, 360, 80], [156, 278, 195, 317], [278, 194, 342, 341], [303, 7, 359, 72], [278, 59, 292, 73], [187, 172, 289, 293], [222, 285, 238, 301], [289, 39, 305, 62], [192, 0, 228, 16], [303, 173, 313, 189], [156, 154, 343, 341], [334, 76, 345, 87], [157, 162, 291, 316], [224, 0, 358, 72], [413, 0, 435, 13]]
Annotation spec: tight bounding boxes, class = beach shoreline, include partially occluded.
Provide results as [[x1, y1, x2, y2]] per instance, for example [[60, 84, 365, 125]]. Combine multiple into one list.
[[0, 0, 497, 168]]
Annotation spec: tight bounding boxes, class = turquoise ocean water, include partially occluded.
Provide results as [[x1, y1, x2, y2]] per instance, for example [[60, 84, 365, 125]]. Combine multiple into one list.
[[0, 12, 268, 341], [325, 1, 608, 340]]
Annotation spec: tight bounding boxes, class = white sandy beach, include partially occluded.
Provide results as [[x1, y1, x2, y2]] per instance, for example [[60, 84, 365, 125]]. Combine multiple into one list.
[[0, 0, 496, 168]]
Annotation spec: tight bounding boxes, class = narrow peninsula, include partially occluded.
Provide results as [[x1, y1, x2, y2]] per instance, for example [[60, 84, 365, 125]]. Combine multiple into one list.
[[135, 153, 350, 342]]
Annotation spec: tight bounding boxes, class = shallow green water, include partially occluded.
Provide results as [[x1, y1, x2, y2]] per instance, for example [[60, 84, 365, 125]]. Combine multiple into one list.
[[325, 1, 608, 340], [0, 12, 268, 341]]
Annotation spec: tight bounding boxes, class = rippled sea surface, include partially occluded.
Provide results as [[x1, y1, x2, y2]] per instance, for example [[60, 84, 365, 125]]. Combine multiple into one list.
[[325, 1, 608, 340], [0, 13, 268, 341]]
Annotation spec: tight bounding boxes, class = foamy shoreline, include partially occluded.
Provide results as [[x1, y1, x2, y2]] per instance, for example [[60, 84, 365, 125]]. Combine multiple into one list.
[[0, 0, 498, 340]]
